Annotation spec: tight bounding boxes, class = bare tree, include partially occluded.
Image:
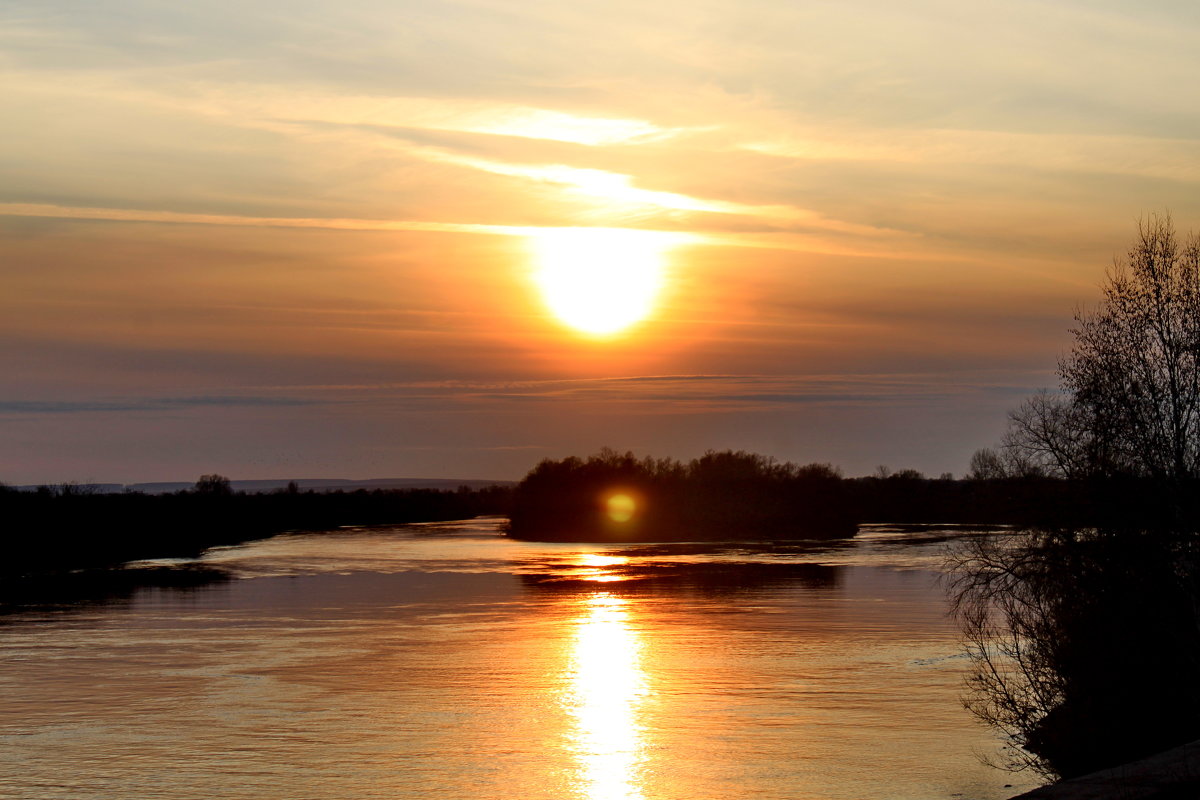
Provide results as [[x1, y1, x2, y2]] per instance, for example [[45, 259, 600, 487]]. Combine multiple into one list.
[[1060, 214, 1200, 479], [951, 526, 1200, 778], [194, 473, 233, 495], [991, 215, 1200, 481], [1000, 391, 1090, 479], [967, 448, 1007, 480], [948, 532, 1068, 776], [954, 215, 1200, 779]]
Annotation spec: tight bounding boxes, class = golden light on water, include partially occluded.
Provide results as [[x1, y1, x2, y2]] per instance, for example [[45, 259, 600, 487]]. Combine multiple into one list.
[[577, 554, 630, 568], [575, 552, 631, 583], [530, 229, 673, 336], [567, 593, 648, 800]]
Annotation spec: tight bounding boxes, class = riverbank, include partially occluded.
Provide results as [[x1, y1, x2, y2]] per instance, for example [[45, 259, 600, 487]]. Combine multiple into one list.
[[0, 483, 512, 577], [1011, 738, 1200, 799]]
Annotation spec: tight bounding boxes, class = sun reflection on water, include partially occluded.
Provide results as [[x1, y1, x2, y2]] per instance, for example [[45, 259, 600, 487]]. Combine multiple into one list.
[[567, 593, 648, 800], [574, 553, 632, 583]]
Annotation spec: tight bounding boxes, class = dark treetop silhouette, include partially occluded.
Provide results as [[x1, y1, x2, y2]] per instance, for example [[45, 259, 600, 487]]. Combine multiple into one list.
[[506, 449, 857, 542], [0, 478, 513, 579]]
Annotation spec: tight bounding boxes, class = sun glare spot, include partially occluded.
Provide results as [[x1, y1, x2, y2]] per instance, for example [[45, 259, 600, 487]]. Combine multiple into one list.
[[531, 229, 674, 335], [577, 554, 630, 568], [606, 493, 637, 523]]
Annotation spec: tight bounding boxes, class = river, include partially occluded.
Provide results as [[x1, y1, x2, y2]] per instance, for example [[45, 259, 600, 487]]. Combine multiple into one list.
[[0, 519, 1038, 799]]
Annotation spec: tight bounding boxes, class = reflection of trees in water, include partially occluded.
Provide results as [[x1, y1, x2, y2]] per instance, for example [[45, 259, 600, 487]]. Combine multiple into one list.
[[517, 554, 842, 597], [950, 531, 1200, 779], [0, 566, 230, 623]]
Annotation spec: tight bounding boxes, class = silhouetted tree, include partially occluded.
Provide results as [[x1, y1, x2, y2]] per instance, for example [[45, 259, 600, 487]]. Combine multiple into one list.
[[966, 448, 1007, 480], [194, 474, 233, 496], [954, 215, 1200, 778], [999, 215, 1200, 481], [1063, 215, 1200, 480], [950, 527, 1200, 778], [890, 468, 925, 480], [507, 449, 856, 541], [1000, 391, 1088, 478]]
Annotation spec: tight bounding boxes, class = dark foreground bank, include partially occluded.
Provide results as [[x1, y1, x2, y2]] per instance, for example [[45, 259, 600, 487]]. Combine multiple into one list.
[[1010, 738, 1200, 800]]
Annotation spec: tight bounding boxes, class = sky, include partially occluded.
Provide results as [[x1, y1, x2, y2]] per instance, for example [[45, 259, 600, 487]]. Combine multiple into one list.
[[4, 0, 1200, 484]]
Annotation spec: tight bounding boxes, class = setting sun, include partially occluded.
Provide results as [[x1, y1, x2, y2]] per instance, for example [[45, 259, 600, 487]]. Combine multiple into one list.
[[531, 228, 674, 335]]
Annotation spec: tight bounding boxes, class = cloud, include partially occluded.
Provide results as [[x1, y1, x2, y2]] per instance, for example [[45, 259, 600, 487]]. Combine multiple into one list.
[[399, 148, 906, 235], [1, 374, 1036, 426], [243, 372, 1035, 414], [743, 129, 1200, 184], [0, 202, 904, 259], [0, 395, 318, 415], [0, 202, 530, 236], [218, 93, 688, 146]]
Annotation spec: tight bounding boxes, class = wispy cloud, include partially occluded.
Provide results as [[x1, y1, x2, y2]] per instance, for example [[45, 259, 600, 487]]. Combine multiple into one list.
[[743, 129, 1200, 183], [0, 202, 905, 258], [402, 148, 904, 237], [293, 98, 683, 147], [231, 373, 1032, 415], [0, 203, 530, 235], [0, 395, 318, 415], [1, 374, 1011, 419], [155, 87, 695, 147]]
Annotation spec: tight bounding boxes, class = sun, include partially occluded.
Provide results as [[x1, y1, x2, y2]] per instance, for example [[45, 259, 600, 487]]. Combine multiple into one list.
[[531, 228, 674, 335]]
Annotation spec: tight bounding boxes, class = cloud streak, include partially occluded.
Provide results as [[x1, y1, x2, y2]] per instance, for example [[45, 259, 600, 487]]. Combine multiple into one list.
[[0, 395, 318, 415], [236, 372, 1036, 412], [0, 202, 910, 258]]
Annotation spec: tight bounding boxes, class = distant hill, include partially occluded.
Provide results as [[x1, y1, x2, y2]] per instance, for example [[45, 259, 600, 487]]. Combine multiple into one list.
[[13, 478, 517, 494]]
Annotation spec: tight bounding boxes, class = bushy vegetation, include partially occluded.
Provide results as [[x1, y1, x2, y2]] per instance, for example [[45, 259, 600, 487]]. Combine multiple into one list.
[[951, 215, 1200, 779], [507, 448, 856, 541], [507, 449, 1138, 543], [846, 471, 1083, 527], [950, 526, 1200, 778], [0, 479, 512, 578]]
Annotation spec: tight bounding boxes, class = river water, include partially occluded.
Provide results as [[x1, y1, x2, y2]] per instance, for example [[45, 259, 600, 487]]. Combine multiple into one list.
[[0, 520, 1038, 799]]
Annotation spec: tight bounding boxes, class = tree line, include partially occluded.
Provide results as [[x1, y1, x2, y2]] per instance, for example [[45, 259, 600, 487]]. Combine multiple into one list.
[[503, 448, 1114, 542], [0, 478, 513, 578], [506, 449, 856, 542]]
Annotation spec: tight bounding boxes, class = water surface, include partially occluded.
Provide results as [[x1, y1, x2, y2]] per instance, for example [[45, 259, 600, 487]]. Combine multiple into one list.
[[0, 520, 1036, 799]]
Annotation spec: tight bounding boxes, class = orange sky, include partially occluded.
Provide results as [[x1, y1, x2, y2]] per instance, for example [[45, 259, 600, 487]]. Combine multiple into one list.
[[3, 1, 1200, 482]]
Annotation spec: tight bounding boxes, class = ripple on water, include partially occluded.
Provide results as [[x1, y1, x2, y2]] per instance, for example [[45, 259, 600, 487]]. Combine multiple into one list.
[[0, 519, 1037, 800]]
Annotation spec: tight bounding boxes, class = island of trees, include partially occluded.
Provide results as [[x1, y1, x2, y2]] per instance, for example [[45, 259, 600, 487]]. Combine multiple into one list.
[[506, 449, 856, 542], [504, 448, 1116, 543]]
